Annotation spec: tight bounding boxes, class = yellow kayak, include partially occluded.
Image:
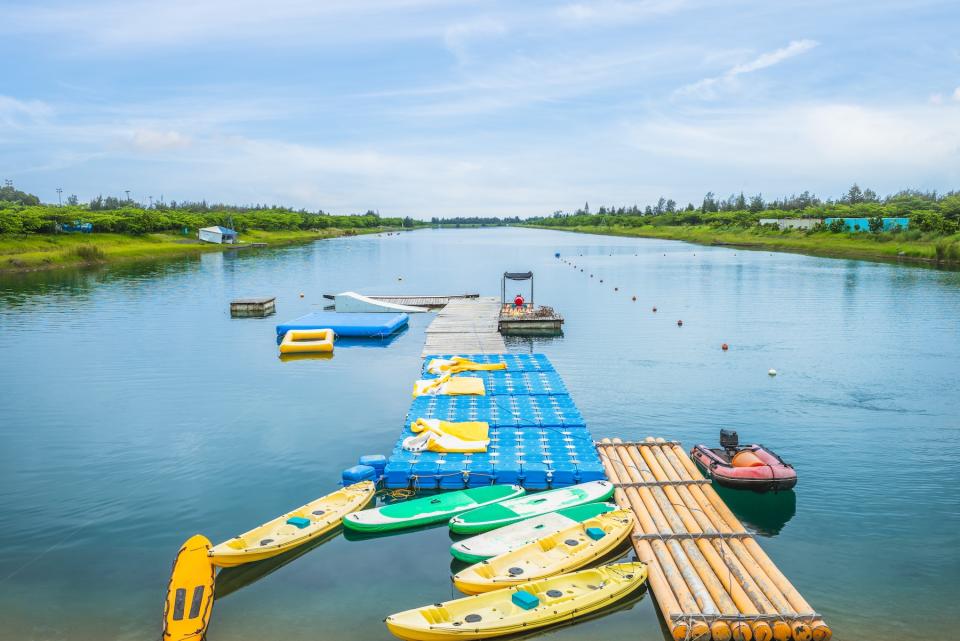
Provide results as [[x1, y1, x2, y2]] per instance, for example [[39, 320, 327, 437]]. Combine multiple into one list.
[[453, 509, 634, 594], [163, 534, 215, 641], [386, 562, 647, 641], [209, 481, 375, 567]]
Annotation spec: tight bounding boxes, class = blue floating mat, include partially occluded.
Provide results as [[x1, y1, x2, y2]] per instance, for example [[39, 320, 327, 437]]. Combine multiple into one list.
[[276, 312, 408, 337]]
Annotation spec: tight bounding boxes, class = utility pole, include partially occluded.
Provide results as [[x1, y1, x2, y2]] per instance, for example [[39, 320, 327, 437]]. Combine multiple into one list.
[[56, 187, 63, 206]]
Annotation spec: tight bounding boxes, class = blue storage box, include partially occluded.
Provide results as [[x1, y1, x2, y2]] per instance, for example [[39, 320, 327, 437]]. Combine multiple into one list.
[[468, 457, 494, 487], [586, 527, 606, 541], [286, 516, 311, 529], [550, 461, 577, 486], [494, 461, 521, 485], [359, 454, 387, 475], [411, 459, 440, 489], [384, 460, 412, 488], [522, 462, 549, 490], [576, 460, 607, 483], [512, 590, 540, 610], [342, 464, 376, 485]]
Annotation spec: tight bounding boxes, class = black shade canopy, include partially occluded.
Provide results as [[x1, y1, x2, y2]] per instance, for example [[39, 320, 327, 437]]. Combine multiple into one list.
[[502, 271, 533, 305]]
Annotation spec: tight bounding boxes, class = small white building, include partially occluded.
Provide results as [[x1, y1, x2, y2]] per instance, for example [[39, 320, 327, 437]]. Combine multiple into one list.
[[198, 226, 238, 244], [758, 218, 822, 230]]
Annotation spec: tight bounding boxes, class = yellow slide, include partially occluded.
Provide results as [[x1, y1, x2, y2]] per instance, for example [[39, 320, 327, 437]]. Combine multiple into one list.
[[403, 419, 490, 453], [426, 357, 507, 376], [412, 374, 485, 398]]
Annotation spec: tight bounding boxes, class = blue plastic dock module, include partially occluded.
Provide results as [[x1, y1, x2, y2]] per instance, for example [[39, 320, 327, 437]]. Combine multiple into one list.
[[276, 312, 408, 337], [387, 353, 606, 490]]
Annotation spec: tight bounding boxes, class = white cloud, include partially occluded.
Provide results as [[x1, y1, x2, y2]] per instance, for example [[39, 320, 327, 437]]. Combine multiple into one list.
[[1, 0, 459, 51], [557, 0, 686, 23], [622, 103, 960, 180], [0, 95, 54, 129], [953, 87, 960, 102], [676, 39, 819, 99], [443, 18, 507, 63], [128, 128, 192, 152]]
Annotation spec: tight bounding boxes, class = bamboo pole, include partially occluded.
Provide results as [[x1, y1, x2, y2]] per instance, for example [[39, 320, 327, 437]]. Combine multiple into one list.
[[598, 441, 706, 641], [653, 443, 796, 641], [659, 440, 796, 641], [610, 442, 734, 641], [634, 444, 771, 641], [665, 442, 832, 641]]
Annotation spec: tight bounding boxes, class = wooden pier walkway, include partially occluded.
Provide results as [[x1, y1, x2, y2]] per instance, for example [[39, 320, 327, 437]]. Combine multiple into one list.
[[597, 437, 830, 641], [421, 296, 506, 357]]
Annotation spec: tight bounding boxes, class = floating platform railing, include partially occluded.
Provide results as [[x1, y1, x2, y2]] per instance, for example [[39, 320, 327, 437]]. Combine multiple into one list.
[[596, 437, 831, 641]]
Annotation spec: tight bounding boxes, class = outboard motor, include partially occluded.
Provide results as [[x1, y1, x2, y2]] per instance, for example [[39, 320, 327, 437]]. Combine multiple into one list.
[[719, 429, 739, 451]]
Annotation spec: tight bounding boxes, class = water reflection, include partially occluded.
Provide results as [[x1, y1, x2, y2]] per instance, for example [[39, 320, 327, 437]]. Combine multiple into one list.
[[215, 528, 343, 599], [714, 486, 797, 536]]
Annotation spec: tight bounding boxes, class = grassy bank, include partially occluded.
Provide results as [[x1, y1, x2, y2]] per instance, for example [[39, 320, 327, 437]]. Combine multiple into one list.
[[528, 224, 960, 266], [0, 228, 391, 273]]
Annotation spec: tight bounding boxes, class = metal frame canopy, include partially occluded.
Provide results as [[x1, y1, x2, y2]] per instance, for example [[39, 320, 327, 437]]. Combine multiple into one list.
[[501, 271, 533, 307]]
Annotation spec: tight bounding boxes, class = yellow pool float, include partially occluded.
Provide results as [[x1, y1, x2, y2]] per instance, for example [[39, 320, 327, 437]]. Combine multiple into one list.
[[279, 328, 334, 354]]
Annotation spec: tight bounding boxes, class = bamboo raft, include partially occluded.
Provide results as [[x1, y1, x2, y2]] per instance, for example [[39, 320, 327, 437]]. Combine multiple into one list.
[[597, 438, 831, 641]]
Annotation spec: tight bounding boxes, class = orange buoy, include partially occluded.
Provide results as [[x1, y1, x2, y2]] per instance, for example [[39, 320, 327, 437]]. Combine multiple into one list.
[[732, 450, 765, 468], [722, 343, 729, 351], [677, 320, 683, 326]]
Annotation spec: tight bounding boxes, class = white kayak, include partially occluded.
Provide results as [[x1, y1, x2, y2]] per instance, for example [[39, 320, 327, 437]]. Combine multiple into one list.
[[450, 502, 617, 563]]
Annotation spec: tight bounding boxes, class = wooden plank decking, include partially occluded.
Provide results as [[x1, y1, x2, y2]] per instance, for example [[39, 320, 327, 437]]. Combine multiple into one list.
[[421, 296, 507, 356]]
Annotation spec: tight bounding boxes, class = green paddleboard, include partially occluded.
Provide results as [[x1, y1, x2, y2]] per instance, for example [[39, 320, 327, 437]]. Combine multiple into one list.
[[342, 485, 525, 533], [449, 480, 614, 534]]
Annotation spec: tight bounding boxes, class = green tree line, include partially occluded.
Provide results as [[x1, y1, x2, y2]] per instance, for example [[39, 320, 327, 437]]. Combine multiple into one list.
[[0, 186, 423, 235], [529, 185, 960, 236]]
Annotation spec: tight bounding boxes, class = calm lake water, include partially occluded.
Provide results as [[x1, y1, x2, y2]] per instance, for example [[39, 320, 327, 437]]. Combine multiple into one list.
[[1, 228, 958, 641]]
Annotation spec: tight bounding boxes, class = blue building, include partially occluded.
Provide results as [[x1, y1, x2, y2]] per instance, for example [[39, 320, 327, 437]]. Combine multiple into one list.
[[824, 217, 909, 232]]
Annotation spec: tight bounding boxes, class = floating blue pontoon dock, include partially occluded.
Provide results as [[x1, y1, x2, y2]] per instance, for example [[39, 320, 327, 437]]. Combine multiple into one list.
[[385, 353, 605, 491], [276, 311, 408, 337]]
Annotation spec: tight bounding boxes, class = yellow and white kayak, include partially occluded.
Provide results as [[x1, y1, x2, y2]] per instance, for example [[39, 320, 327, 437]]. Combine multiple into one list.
[[209, 481, 375, 567], [453, 509, 634, 594], [385, 562, 647, 641], [163, 534, 216, 641]]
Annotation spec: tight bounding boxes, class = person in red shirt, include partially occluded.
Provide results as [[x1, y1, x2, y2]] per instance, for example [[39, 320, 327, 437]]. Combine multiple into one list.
[[514, 293, 524, 308]]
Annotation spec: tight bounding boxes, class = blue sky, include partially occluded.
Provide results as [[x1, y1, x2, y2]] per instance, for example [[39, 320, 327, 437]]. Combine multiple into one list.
[[1, 0, 958, 217]]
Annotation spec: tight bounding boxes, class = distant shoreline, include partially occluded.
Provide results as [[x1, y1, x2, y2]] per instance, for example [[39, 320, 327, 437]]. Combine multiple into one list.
[[0, 228, 397, 274], [524, 224, 960, 268]]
